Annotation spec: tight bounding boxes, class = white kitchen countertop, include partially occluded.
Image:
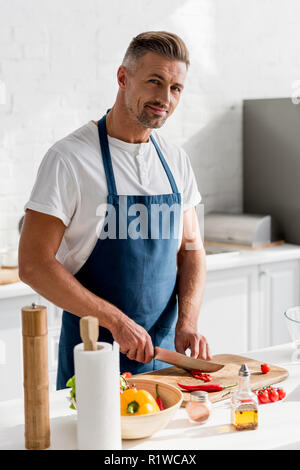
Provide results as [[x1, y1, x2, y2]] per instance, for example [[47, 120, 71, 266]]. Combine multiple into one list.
[[0, 280, 35, 299], [1, 342, 300, 450], [206, 242, 300, 271]]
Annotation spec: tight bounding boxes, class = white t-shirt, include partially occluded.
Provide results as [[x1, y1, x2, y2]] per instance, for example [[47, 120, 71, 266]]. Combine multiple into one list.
[[24, 120, 201, 275]]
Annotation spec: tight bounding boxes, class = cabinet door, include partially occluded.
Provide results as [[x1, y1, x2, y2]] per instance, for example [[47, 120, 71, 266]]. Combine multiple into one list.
[[198, 266, 259, 355], [258, 260, 300, 347], [0, 293, 39, 401]]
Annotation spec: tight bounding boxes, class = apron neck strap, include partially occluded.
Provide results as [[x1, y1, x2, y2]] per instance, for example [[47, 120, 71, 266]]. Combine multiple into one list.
[[150, 134, 179, 194], [97, 115, 118, 196], [97, 113, 179, 196]]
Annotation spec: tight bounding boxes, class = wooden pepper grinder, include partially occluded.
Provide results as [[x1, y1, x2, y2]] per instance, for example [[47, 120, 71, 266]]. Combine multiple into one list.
[[22, 303, 50, 450]]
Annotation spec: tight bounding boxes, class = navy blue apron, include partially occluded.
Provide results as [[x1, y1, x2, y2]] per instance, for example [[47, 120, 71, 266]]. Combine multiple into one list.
[[56, 112, 182, 389]]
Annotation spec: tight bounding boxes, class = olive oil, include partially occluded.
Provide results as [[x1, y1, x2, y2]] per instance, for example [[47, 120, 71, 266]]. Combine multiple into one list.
[[232, 408, 258, 430], [231, 364, 258, 431]]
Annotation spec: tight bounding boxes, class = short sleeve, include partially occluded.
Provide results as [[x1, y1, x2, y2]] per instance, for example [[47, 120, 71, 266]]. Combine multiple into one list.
[[24, 148, 78, 227], [182, 150, 202, 211]]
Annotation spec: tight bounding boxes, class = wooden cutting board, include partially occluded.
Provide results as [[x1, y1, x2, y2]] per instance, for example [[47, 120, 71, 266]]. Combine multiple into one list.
[[135, 353, 289, 407]]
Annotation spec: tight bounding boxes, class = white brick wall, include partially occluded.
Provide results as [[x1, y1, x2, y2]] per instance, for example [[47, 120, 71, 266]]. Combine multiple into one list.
[[0, 0, 300, 250]]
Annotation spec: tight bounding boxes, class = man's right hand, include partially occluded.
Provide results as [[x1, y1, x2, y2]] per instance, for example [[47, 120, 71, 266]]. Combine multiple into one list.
[[110, 315, 154, 364]]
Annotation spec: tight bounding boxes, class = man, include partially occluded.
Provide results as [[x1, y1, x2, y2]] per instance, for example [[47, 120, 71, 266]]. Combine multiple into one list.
[[19, 31, 211, 390]]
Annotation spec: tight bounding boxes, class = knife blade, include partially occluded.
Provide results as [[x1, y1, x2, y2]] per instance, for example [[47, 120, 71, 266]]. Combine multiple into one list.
[[154, 347, 224, 372]]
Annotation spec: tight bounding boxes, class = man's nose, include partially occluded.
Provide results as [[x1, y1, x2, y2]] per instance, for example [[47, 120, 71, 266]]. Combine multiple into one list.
[[156, 86, 171, 107]]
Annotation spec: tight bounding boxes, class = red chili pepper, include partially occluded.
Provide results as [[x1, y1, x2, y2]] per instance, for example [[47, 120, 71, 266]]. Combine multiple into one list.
[[178, 382, 236, 392], [190, 370, 212, 382], [155, 383, 165, 410], [203, 374, 212, 382]]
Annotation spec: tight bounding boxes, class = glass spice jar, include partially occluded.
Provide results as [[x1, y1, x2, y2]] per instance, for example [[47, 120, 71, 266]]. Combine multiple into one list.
[[185, 391, 212, 424]]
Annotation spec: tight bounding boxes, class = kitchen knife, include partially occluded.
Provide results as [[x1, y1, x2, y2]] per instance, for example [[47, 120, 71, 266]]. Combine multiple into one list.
[[154, 347, 224, 372]]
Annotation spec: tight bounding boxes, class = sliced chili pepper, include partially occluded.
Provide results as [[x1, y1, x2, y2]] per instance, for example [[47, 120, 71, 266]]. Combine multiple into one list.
[[177, 382, 236, 392], [155, 383, 165, 410], [199, 373, 212, 382], [190, 370, 212, 382]]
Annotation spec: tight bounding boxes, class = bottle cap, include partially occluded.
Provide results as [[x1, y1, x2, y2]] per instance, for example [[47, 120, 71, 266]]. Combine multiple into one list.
[[239, 363, 250, 377], [189, 391, 209, 402]]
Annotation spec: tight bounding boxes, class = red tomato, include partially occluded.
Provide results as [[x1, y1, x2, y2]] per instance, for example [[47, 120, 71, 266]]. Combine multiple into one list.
[[261, 363, 270, 374], [268, 388, 279, 402], [122, 372, 132, 379], [277, 388, 286, 400], [257, 389, 269, 404]]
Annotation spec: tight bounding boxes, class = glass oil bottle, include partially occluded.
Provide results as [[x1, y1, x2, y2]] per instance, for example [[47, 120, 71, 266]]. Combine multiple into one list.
[[231, 363, 258, 431]]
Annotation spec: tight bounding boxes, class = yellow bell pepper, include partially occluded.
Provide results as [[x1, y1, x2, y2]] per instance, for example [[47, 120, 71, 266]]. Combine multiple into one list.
[[120, 388, 160, 416]]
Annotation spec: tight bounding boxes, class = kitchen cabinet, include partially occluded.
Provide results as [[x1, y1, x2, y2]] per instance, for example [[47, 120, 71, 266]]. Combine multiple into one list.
[[200, 251, 300, 355], [0, 286, 62, 401], [0, 290, 39, 401], [257, 260, 300, 348], [198, 266, 259, 354]]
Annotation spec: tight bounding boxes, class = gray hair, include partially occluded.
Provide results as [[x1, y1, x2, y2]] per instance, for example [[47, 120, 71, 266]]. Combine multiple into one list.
[[122, 31, 190, 74]]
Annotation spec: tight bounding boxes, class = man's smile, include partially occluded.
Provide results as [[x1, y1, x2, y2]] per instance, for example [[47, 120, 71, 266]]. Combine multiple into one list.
[[146, 104, 168, 116]]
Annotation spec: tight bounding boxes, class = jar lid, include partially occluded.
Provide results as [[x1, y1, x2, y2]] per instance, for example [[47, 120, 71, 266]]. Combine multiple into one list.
[[239, 363, 250, 377], [190, 391, 209, 402]]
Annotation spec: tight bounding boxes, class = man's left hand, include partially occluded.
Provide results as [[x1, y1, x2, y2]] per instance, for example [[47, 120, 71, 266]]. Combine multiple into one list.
[[175, 325, 212, 360]]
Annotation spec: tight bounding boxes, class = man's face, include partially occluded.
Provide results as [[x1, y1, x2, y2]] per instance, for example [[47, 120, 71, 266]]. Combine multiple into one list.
[[122, 51, 187, 129]]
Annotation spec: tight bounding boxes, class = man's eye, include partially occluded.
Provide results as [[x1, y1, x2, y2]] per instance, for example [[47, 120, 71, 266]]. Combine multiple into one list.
[[172, 87, 181, 93], [149, 79, 160, 84]]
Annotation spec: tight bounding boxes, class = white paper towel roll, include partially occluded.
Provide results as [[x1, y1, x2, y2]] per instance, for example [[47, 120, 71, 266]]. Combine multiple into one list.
[[74, 341, 122, 450]]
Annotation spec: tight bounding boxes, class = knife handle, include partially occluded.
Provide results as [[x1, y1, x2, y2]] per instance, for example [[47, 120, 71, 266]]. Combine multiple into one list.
[[154, 346, 164, 360]]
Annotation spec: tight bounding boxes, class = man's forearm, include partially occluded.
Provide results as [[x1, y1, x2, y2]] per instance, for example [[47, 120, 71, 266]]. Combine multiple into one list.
[[20, 258, 124, 333], [176, 246, 206, 329]]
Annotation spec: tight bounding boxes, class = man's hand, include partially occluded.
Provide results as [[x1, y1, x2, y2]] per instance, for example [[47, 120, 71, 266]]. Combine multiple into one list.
[[175, 324, 212, 360], [111, 315, 154, 364]]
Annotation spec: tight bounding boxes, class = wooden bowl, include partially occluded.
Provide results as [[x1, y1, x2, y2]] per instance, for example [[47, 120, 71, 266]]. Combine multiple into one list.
[[121, 377, 183, 440]]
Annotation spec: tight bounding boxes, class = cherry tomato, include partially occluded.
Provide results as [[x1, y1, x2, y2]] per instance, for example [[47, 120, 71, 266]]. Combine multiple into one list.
[[122, 372, 132, 379], [261, 363, 270, 374], [257, 389, 269, 404], [268, 388, 279, 402], [277, 388, 286, 400]]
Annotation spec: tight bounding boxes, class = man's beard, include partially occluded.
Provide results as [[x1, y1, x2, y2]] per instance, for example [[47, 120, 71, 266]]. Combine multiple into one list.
[[127, 103, 168, 129]]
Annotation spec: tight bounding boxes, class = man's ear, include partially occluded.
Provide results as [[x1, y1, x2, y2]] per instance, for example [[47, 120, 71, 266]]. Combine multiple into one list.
[[117, 65, 128, 90]]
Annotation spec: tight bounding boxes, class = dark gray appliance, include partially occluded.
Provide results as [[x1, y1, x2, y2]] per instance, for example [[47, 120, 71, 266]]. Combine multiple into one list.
[[243, 97, 300, 244]]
